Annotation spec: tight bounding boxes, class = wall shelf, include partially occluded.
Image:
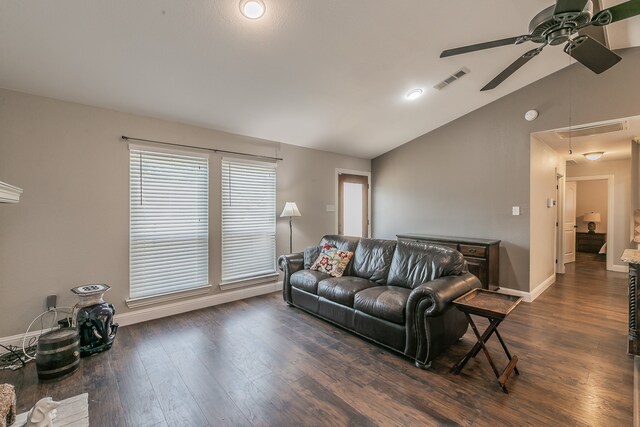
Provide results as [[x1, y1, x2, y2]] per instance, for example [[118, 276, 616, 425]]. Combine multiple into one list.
[[0, 181, 23, 203]]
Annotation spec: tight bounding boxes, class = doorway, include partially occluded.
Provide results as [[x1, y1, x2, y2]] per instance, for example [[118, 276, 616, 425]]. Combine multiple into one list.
[[566, 175, 614, 271], [336, 169, 370, 237]]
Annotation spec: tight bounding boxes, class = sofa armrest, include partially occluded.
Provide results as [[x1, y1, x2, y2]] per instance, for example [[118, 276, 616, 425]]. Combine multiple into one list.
[[278, 252, 304, 303], [405, 272, 480, 364], [408, 272, 480, 317]]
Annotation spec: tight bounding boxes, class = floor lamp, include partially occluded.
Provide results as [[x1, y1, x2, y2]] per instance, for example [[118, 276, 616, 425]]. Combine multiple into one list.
[[280, 202, 301, 253]]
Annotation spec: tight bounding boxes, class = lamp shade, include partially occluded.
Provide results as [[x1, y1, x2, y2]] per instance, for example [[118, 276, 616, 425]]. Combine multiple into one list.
[[583, 212, 601, 223], [280, 202, 301, 217]]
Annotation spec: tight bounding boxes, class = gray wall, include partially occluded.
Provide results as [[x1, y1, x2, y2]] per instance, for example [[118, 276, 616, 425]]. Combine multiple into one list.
[[0, 88, 370, 337], [372, 47, 640, 292]]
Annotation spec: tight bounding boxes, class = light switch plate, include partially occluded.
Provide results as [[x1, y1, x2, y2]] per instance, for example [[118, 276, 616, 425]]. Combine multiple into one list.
[[512, 206, 520, 216], [326, 204, 336, 212]]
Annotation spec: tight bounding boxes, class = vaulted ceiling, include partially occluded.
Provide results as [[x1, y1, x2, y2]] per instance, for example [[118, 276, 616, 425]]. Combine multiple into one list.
[[1, 1, 638, 158]]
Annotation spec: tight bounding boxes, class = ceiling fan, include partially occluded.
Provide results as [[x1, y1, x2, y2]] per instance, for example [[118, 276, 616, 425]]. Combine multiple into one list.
[[440, 0, 640, 91]]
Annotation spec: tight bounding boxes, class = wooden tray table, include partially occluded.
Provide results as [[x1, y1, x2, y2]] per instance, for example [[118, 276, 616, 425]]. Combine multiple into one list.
[[451, 289, 522, 393]]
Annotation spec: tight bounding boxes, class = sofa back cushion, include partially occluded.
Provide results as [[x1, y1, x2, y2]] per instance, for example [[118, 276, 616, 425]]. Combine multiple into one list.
[[351, 239, 397, 284], [304, 246, 322, 269], [387, 241, 466, 289]]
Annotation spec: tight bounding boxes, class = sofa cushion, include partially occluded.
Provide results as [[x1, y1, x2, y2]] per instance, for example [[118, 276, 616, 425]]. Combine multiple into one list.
[[319, 235, 360, 252], [303, 246, 322, 269], [351, 239, 397, 284], [317, 277, 378, 307], [354, 286, 411, 324], [318, 235, 360, 275], [387, 241, 466, 289], [310, 244, 354, 278], [290, 270, 331, 294]]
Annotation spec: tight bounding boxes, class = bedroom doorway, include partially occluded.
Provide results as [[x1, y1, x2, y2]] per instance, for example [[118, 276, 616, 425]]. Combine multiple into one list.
[[566, 175, 613, 271]]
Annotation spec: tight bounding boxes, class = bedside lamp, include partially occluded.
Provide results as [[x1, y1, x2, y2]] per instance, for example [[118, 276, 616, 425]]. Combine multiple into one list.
[[280, 202, 301, 253], [583, 212, 601, 234]]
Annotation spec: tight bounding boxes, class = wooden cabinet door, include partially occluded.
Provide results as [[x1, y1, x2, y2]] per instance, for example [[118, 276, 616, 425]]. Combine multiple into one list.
[[465, 258, 487, 289]]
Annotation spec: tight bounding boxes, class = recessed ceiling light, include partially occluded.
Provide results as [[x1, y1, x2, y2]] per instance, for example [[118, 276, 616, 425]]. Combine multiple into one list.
[[583, 152, 604, 161], [405, 88, 423, 100], [240, 0, 265, 19]]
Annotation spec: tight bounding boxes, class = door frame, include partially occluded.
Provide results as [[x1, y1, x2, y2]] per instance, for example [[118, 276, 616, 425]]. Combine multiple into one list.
[[556, 170, 566, 274], [335, 168, 371, 237], [565, 175, 615, 271]]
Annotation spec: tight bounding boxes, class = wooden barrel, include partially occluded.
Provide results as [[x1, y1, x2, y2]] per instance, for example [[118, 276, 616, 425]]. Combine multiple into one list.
[[35, 328, 80, 381]]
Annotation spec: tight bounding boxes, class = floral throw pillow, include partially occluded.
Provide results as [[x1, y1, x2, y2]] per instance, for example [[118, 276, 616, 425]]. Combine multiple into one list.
[[310, 243, 354, 278]]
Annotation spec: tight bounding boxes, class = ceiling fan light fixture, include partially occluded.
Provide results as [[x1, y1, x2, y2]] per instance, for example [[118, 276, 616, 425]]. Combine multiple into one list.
[[405, 88, 423, 100], [240, 0, 265, 19], [439, 0, 640, 91], [583, 151, 604, 161]]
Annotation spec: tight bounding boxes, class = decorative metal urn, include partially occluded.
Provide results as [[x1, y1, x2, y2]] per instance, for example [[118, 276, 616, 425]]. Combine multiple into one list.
[[71, 284, 118, 357]]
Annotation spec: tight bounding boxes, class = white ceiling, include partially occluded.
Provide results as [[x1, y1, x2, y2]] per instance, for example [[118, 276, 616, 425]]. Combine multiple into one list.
[[1, 1, 639, 159], [534, 114, 640, 164]]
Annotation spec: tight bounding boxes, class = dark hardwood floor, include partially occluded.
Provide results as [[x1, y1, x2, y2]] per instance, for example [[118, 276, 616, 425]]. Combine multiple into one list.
[[1, 254, 632, 426]]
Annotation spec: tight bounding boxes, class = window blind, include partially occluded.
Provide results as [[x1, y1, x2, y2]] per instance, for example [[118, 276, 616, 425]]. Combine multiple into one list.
[[129, 147, 209, 300], [222, 158, 276, 283]]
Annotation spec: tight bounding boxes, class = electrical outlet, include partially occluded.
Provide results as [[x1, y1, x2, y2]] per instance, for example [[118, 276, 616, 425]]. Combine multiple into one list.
[[46, 294, 57, 309]]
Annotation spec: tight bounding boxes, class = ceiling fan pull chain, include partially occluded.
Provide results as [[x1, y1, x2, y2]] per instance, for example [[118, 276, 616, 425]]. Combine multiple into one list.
[[568, 53, 573, 155]]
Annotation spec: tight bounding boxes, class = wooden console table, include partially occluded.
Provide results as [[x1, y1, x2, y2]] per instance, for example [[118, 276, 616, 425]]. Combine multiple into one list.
[[397, 234, 500, 290], [451, 289, 522, 393], [576, 232, 606, 253]]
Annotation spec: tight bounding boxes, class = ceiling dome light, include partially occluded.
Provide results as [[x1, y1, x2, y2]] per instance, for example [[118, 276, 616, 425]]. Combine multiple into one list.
[[240, 0, 265, 19], [583, 152, 604, 161], [405, 88, 423, 100]]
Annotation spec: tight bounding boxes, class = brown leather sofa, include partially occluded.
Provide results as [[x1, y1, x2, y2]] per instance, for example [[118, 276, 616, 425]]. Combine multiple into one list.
[[278, 235, 481, 368]]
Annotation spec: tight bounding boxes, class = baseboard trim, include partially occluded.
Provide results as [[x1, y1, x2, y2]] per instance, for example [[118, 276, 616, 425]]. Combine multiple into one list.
[[0, 282, 281, 349], [0, 328, 58, 350], [610, 264, 629, 273], [499, 274, 555, 303], [115, 282, 281, 327], [529, 274, 556, 302]]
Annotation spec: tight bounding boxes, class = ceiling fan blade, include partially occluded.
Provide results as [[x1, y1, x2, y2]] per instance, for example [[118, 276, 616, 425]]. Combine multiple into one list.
[[440, 36, 526, 58], [593, 0, 640, 25], [564, 35, 621, 74], [481, 48, 542, 91], [554, 0, 589, 18]]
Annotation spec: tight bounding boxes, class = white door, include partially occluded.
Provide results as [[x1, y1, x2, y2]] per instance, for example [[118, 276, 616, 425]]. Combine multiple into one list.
[[338, 173, 369, 237], [564, 181, 577, 264]]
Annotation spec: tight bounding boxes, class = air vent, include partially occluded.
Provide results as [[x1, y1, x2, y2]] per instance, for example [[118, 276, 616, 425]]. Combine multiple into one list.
[[555, 120, 628, 139], [433, 67, 470, 90], [566, 159, 578, 166]]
